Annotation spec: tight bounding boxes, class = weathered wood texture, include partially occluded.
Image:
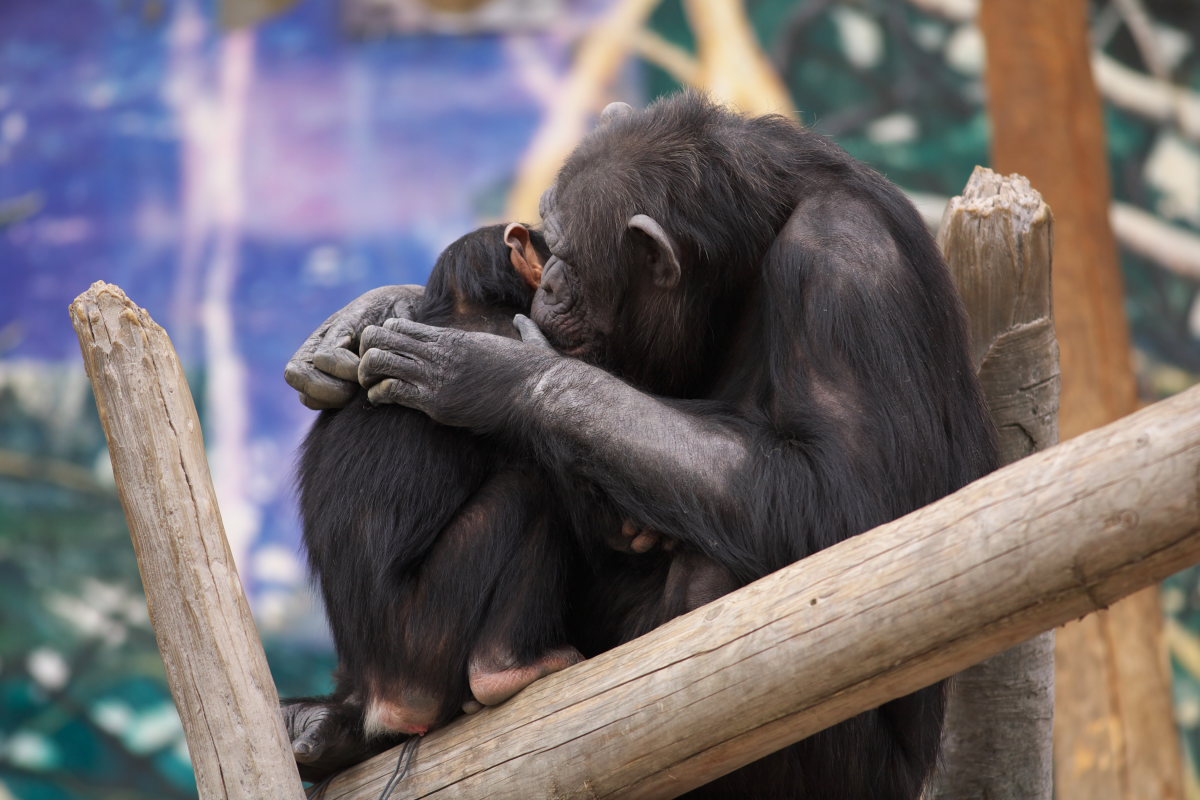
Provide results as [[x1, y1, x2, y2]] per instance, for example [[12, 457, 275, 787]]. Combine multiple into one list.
[[980, 1, 1183, 796], [929, 168, 1058, 800], [980, 0, 1134, 438], [324, 383, 1200, 800], [70, 282, 305, 800]]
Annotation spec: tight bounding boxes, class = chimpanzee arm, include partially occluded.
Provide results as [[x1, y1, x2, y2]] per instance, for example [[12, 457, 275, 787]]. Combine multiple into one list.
[[358, 319, 775, 579], [285, 285, 424, 409]]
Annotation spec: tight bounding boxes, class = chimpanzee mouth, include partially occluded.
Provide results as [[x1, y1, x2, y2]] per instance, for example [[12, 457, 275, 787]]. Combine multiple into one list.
[[544, 329, 589, 358], [536, 314, 595, 359]]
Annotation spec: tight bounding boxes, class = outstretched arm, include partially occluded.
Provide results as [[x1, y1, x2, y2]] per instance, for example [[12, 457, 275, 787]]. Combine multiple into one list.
[[285, 285, 424, 409]]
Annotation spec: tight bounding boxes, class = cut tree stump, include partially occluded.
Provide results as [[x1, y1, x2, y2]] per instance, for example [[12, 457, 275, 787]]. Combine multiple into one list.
[[929, 168, 1058, 799], [70, 282, 305, 800]]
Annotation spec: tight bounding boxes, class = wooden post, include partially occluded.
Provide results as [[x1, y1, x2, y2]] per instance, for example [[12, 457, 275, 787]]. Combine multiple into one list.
[[980, 2, 1183, 796], [929, 168, 1058, 799], [70, 282, 305, 800], [320, 383, 1200, 800]]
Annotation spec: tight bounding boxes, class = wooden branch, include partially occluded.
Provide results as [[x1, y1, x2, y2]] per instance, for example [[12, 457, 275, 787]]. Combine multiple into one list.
[[70, 282, 305, 800], [321, 382, 1200, 800], [930, 168, 1058, 799]]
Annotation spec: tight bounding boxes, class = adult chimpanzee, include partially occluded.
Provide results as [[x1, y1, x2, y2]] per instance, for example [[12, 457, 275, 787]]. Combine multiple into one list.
[[287, 224, 582, 780], [286, 93, 998, 798]]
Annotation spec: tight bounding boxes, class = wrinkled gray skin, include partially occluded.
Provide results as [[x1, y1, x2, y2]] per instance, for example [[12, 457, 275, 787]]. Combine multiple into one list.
[[354, 314, 747, 509], [284, 285, 424, 409]]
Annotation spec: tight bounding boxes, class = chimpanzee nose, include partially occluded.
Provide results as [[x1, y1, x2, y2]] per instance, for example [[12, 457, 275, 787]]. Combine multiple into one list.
[[536, 259, 567, 310]]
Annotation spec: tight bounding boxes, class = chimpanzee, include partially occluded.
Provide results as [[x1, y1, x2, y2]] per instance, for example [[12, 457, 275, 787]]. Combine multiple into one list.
[[287, 224, 582, 780], [286, 93, 998, 798]]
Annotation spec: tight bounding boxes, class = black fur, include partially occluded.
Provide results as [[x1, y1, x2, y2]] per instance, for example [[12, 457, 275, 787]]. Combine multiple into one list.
[[296, 225, 575, 745], [522, 93, 1000, 798], [291, 93, 999, 798]]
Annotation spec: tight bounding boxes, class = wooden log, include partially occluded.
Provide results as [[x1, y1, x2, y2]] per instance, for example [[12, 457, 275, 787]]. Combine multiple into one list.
[[929, 168, 1058, 799], [321, 382, 1200, 800], [69, 282, 305, 800], [980, 1, 1183, 796]]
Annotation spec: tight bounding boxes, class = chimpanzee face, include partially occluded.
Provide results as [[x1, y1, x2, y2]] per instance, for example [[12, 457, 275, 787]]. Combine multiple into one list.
[[530, 187, 618, 362], [534, 181, 692, 391]]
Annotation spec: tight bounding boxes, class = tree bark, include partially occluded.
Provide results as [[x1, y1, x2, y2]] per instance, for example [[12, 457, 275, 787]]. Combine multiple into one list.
[[70, 282, 305, 800], [319, 383, 1200, 800], [929, 167, 1058, 799], [980, 1, 1183, 797]]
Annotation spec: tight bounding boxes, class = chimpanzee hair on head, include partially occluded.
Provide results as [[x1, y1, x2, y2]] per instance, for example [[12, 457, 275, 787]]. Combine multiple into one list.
[[418, 223, 550, 325]]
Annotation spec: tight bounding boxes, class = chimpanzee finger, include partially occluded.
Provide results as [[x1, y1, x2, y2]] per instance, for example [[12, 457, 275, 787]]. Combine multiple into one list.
[[284, 361, 357, 409], [367, 378, 423, 409], [292, 726, 328, 763], [359, 323, 437, 361], [630, 532, 660, 553], [389, 290, 421, 321], [358, 347, 423, 389], [312, 346, 361, 382], [381, 310, 414, 333], [378, 316, 446, 343], [513, 314, 553, 352], [300, 393, 332, 411]]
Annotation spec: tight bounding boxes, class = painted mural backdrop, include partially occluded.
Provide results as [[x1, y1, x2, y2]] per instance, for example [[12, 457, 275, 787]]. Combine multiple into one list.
[[1, 0, 1197, 797]]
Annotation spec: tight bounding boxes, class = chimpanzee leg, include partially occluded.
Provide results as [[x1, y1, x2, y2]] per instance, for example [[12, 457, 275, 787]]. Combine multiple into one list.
[[464, 469, 582, 708], [363, 464, 578, 727]]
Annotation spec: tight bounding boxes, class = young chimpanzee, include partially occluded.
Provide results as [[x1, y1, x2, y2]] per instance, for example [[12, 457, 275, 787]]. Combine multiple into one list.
[[291, 224, 581, 776]]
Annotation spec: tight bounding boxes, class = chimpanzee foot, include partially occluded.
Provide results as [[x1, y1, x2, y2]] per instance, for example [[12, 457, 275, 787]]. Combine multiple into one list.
[[283, 697, 380, 783], [468, 646, 584, 707], [364, 690, 441, 737]]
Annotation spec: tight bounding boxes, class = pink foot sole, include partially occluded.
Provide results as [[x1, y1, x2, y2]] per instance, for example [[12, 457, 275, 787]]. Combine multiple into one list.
[[469, 647, 584, 707]]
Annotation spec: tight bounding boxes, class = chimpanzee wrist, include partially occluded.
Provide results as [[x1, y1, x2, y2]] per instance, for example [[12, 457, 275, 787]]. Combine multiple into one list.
[[513, 356, 596, 438]]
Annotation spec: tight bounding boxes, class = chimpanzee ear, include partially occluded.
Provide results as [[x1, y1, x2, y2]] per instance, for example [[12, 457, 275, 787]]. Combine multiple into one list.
[[627, 214, 681, 290], [599, 101, 633, 126], [504, 223, 545, 290]]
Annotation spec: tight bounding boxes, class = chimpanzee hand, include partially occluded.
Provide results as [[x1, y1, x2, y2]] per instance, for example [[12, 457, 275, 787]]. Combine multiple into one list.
[[358, 314, 559, 429], [618, 521, 675, 554], [284, 285, 424, 410]]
